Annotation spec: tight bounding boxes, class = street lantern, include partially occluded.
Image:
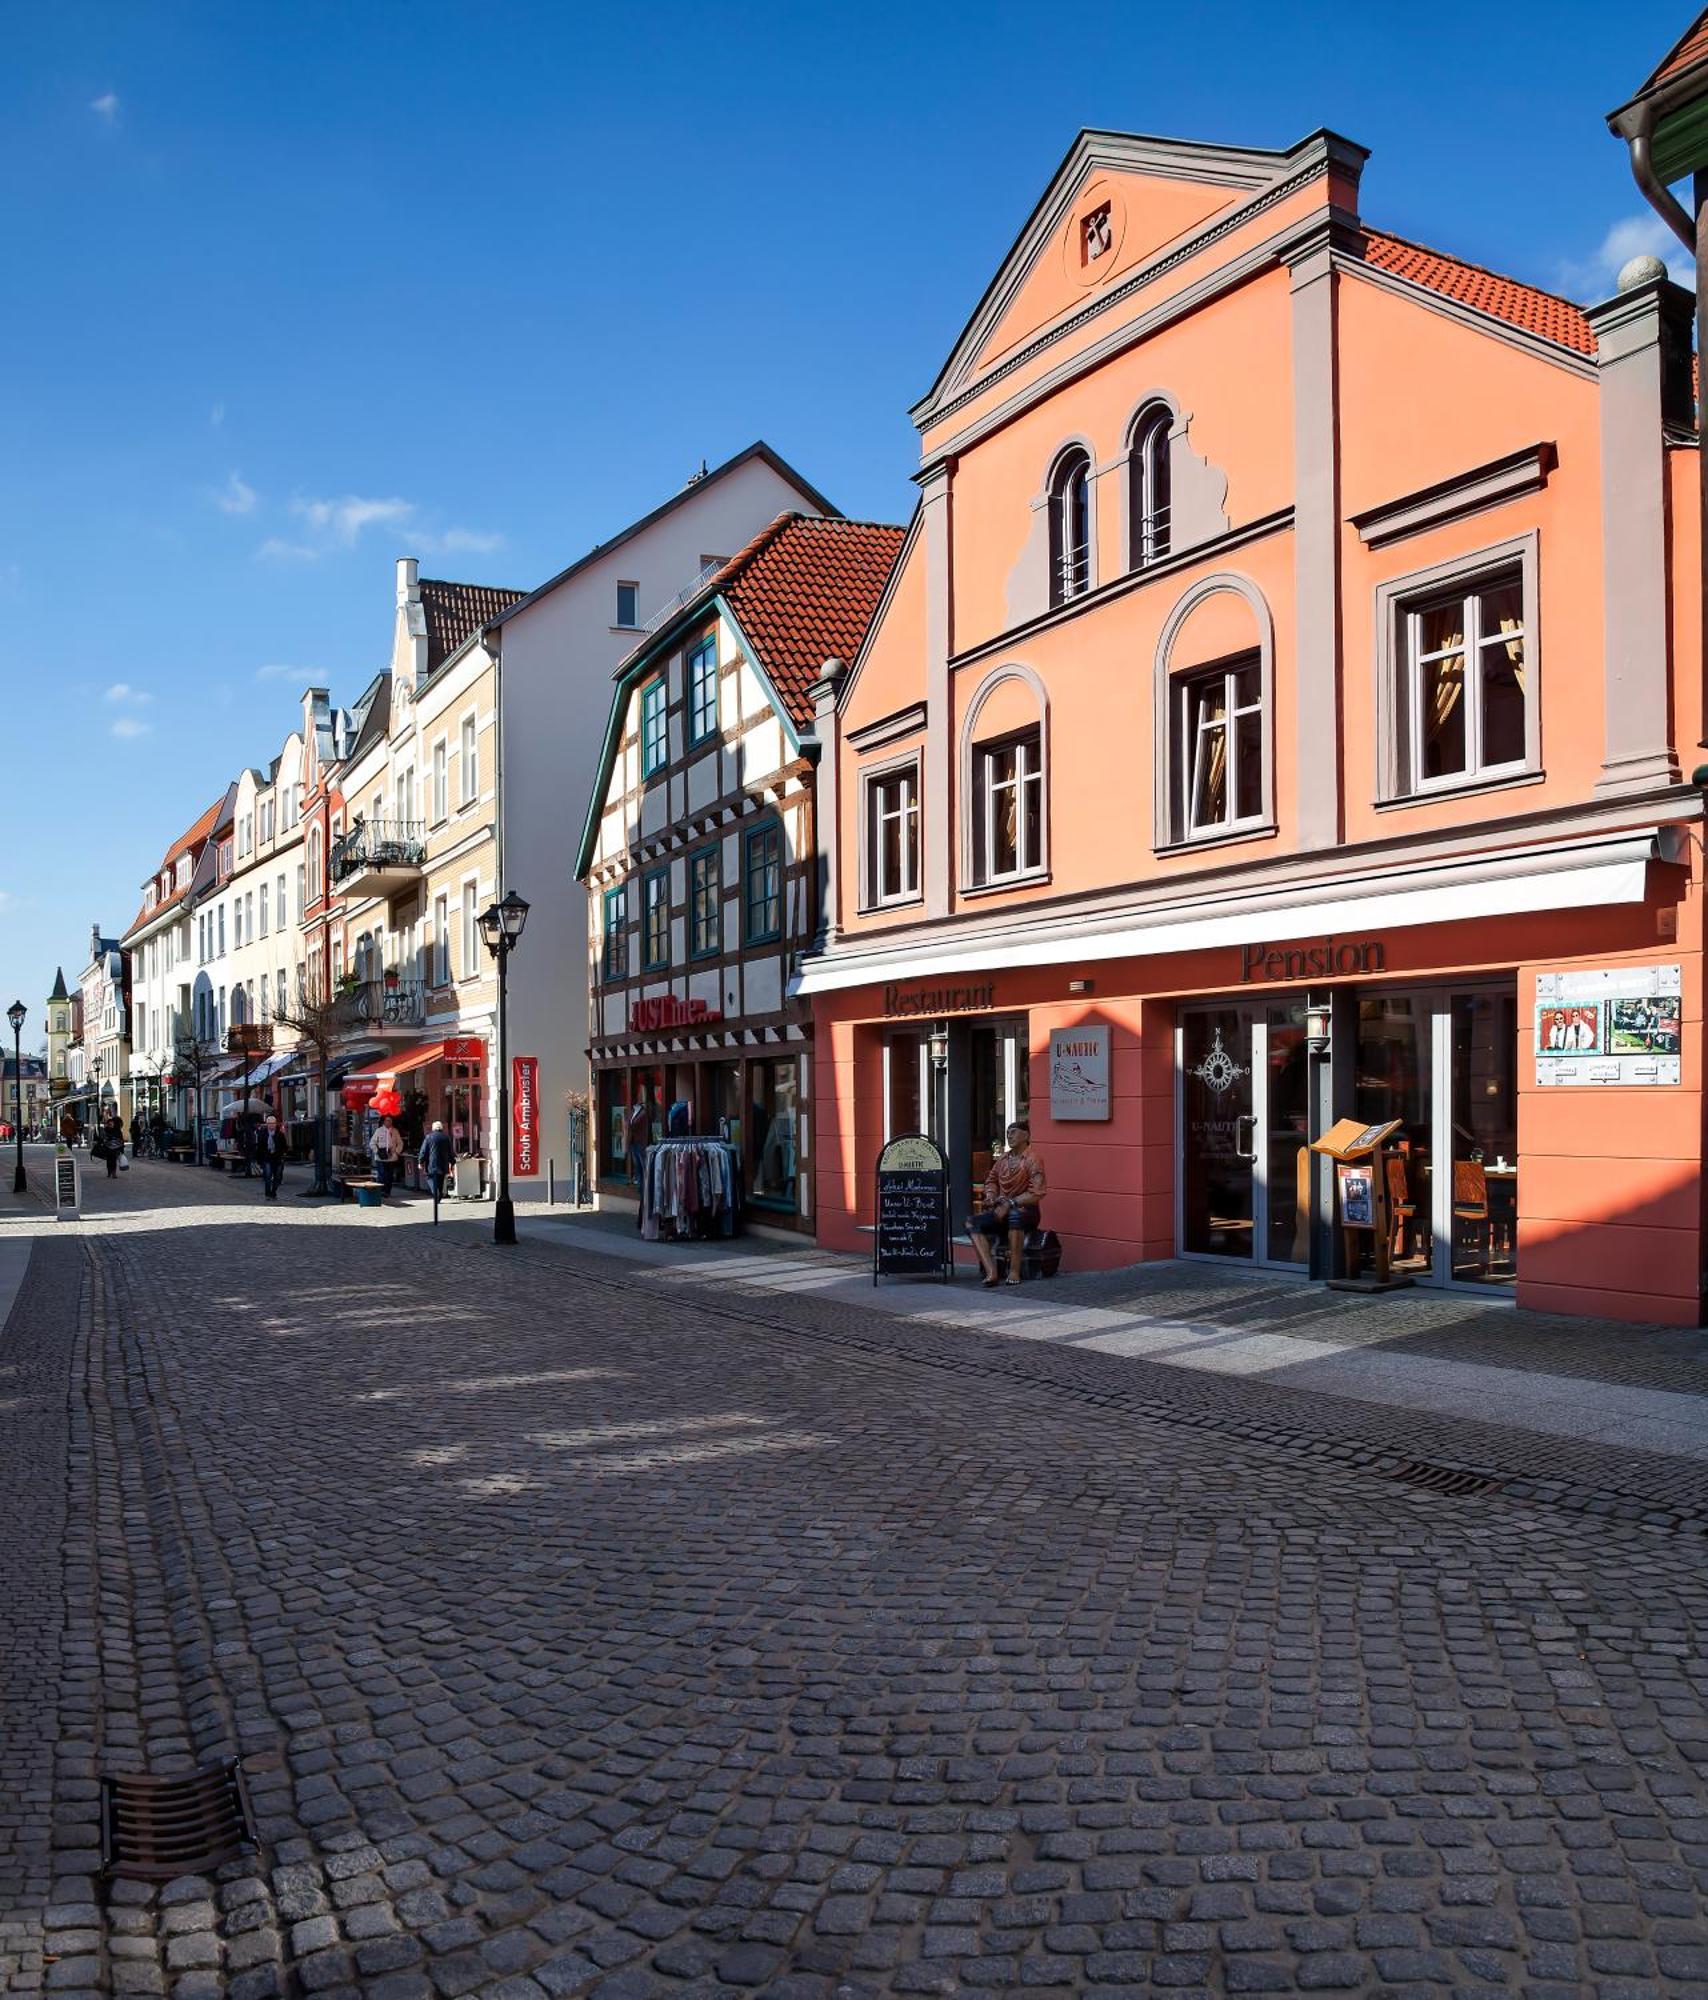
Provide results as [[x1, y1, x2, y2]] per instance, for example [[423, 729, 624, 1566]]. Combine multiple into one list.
[[91, 1052, 104, 1133], [479, 890, 530, 1246], [7, 1000, 24, 1193]]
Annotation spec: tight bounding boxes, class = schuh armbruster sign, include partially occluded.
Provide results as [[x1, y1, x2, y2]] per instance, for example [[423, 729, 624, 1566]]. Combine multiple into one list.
[[512, 1055, 539, 1177]]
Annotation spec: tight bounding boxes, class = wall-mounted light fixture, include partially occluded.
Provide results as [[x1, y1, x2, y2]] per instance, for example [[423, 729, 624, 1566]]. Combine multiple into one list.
[[1305, 994, 1332, 1058], [927, 1028, 948, 1069], [1068, 979, 1095, 995]]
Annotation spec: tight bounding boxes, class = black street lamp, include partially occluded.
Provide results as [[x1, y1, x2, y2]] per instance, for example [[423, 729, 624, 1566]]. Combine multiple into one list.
[[91, 1053, 104, 1141], [478, 889, 530, 1247], [7, 1001, 24, 1193]]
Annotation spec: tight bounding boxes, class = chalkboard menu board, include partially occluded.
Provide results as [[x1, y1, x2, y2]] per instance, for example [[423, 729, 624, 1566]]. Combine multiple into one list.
[[874, 1133, 952, 1284], [53, 1153, 80, 1221]]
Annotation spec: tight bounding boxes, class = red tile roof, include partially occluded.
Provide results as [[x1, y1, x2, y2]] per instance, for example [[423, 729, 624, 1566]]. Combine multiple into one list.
[[124, 795, 226, 938], [711, 515, 906, 726], [1645, 10, 1708, 91], [419, 578, 525, 675], [1362, 230, 1596, 357]]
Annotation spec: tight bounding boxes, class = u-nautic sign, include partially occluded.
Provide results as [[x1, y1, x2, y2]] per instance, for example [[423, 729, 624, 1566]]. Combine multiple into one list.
[[1240, 937, 1386, 982]]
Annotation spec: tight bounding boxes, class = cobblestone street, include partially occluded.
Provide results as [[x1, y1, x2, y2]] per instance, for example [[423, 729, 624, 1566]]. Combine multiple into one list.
[[5, 1157, 1708, 1998]]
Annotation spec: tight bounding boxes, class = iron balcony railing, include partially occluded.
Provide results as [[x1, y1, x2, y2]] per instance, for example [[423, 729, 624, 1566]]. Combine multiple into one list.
[[338, 979, 426, 1029], [329, 817, 426, 886]]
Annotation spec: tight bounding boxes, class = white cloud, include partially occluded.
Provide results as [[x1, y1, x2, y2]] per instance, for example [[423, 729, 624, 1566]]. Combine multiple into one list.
[[110, 715, 151, 739], [292, 493, 414, 546], [1558, 212, 1694, 297], [104, 682, 152, 706], [257, 537, 319, 562], [253, 662, 320, 683], [421, 526, 505, 556], [215, 471, 256, 515], [90, 91, 119, 123], [261, 492, 503, 565]]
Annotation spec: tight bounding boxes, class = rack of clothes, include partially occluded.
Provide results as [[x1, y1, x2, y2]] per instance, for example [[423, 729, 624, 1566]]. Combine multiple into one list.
[[638, 1137, 743, 1241]]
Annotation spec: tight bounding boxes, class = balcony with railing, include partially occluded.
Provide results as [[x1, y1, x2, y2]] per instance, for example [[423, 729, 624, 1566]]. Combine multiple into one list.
[[330, 817, 426, 899], [336, 978, 426, 1033]]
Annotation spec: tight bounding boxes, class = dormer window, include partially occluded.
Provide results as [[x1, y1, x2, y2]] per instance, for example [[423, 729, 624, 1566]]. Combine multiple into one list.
[[1047, 449, 1092, 606], [1129, 405, 1172, 569]]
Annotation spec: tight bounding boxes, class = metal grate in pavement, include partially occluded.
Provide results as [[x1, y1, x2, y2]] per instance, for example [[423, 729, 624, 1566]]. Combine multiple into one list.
[[1383, 1460, 1508, 1499], [100, 1760, 254, 1881]]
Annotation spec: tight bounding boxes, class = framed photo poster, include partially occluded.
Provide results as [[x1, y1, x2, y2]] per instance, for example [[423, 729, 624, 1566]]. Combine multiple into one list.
[[1534, 964, 1681, 1087]]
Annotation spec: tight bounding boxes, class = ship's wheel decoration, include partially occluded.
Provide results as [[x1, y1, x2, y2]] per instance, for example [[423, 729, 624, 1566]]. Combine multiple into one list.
[[1189, 1026, 1248, 1095]]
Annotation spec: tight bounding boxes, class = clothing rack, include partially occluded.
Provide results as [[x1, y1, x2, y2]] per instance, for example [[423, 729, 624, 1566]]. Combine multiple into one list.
[[638, 1137, 743, 1242]]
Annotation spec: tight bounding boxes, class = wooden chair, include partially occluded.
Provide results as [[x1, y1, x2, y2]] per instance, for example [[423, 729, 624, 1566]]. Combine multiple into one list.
[[1385, 1154, 1417, 1265], [1452, 1160, 1491, 1272]]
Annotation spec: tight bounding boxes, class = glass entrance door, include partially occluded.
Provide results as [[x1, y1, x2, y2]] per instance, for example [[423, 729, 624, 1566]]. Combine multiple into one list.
[[1179, 1003, 1308, 1266]]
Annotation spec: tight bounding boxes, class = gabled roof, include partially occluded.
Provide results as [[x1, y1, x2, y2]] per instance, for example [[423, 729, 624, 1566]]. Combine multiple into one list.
[[346, 674, 392, 765], [1360, 230, 1596, 357], [486, 442, 841, 635], [1632, 9, 1708, 100], [575, 513, 904, 879], [419, 579, 524, 675], [124, 795, 226, 939]]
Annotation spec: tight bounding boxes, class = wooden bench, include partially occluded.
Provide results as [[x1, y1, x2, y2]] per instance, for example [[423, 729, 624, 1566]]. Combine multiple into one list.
[[345, 1178, 386, 1209], [166, 1146, 195, 1164]]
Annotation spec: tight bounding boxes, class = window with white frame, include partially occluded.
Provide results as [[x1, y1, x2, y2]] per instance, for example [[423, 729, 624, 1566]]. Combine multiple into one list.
[[460, 716, 478, 804], [1399, 567, 1528, 794], [1176, 655, 1265, 839], [616, 580, 640, 629], [1048, 449, 1092, 606], [293, 865, 303, 920], [864, 764, 920, 906], [277, 873, 286, 927], [259, 882, 270, 937], [1129, 405, 1172, 569], [433, 893, 450, 986], [234, 900, 244, 949], [432, 739, 447, 823], [686, 632, 719, 745], [461, 881, 479, 977], [640, 678, 667, 776], [973, 729, 1044, 882], [276, 969, 286, 1017]]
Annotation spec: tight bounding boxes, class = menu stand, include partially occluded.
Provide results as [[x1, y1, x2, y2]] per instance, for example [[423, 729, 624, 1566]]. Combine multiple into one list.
[[1310, 1115, 1412, 1293]]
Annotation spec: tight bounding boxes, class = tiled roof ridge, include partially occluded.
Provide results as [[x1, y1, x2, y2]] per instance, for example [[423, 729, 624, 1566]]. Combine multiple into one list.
[[1645, 9, 1708, 92], [1361, 227, 1596, 356], [417, 575, 526, 598]]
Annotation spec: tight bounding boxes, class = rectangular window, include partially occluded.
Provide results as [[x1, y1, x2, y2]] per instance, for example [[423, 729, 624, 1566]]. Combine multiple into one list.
[[603, 885, 628, 980], [218, 906, 226, 955], [461, 881, 479, 976], [746, 1056, 800, 1210], [743, 822, 783, 944], [642, 867, 670, 970], [686, 632, 719, 745], [1404, 569, 1528, 793], [640, 678, 668, 776], [866, 766, 920, 905], [1177, 657, 1264, 838], [259, 883, 270, 937], [976, 729, 1044, 881], [294, 866, 304, 920], [460, 716, 479, 805], [433, 894, 450, 986], [234, 900, 243, 949], [432, 739, 447, 823], [276, 970, 287, 1017], [689, 847, 721, 958], [616, 580, 639, 629]]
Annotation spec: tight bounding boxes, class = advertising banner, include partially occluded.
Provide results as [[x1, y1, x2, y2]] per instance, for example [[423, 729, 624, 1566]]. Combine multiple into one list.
[[512, 1055, 539, 1176], [1534, 964, 1682, 1086], [1049, 1025, 1110, 1121]]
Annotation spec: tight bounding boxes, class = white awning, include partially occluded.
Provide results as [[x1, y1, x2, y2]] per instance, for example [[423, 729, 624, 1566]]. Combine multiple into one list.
[[793, 827, 1667, 997]]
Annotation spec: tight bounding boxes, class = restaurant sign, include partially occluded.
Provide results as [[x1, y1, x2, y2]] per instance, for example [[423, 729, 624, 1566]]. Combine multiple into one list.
[[512, 1054, 540, 1175], [1240, 937, 1384, 982], [882, 981, 996, 1018], [629, 996, 723, 1032], [1535, 963, 1681, 1087]]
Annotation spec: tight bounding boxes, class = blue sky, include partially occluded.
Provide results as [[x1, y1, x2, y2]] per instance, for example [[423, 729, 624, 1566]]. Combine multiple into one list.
[[0, 0, 1690, 1040]]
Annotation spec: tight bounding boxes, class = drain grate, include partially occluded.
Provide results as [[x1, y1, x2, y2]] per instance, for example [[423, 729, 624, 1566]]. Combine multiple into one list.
[[101, 1759, 255, 1881], [1386, 1460, 1506, 1498]]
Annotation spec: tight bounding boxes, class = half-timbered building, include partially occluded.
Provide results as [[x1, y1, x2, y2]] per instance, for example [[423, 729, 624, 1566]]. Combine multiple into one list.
[[577, 513, 903, 1228]]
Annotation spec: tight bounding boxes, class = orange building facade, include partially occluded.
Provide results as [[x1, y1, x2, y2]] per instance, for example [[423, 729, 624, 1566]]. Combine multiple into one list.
[[798, 127, 1707, 1323]]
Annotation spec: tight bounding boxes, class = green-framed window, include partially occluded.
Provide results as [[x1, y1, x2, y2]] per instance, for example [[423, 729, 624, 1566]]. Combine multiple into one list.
[[687, 632, 719, 746], [640, 678, 668, 777], [602, 885, 627, 981], [743, 820, 783, 945], [642, 866, 670, 970], [689, 845, 721, 959]]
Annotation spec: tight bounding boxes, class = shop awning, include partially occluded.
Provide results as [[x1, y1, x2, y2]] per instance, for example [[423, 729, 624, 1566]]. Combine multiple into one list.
[[346, 1039, 482, 1091], [793, 824, 1676, 996]]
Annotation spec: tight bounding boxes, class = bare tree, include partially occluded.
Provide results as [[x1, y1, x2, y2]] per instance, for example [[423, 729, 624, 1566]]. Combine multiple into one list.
[[171, 1031, 222, 1167], [270, 977, 351, 1197]]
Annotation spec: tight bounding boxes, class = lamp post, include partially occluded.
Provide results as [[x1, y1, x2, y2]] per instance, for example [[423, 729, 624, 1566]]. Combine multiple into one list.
[[478, 889, 530, 1247], [7, 1001, 24, 1193], [91, 1053, 104, 1142]]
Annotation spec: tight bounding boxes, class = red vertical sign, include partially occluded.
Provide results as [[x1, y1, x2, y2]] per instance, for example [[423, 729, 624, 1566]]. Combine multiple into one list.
[[512, 1055, 539, 1177]]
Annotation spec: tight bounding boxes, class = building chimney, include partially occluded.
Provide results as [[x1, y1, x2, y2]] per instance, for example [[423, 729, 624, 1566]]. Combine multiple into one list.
[[395, 557, 428, 692]]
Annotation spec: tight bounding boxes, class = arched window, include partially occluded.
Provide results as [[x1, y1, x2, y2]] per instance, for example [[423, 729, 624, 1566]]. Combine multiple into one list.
[[1129, 405, 1172, 569], [230, 983, 247, 1027], [1047, 449, 1092, 606], [961, 665, 1050, 888]]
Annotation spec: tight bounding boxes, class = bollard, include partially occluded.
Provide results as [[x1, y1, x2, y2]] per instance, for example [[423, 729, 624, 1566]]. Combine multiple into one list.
[[548, 1158, 555, 1206]]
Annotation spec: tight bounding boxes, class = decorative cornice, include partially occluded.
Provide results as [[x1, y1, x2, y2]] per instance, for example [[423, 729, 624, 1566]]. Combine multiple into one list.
[[1349, 442, 1557, 549], [846, 702, 929, 753]]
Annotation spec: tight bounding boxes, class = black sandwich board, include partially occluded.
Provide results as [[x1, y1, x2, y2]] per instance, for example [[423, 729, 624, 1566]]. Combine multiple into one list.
[[873, 1133, 952, 1284]]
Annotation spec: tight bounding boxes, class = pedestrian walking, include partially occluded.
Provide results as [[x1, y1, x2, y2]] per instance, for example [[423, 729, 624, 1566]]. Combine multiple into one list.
[[129, 1112, 144, 1158], [98, 1111, 124, 1179], [370, 1116, 403, 1198], [257, 1114, 288, 1201], [418, 1120, 454, 1223]]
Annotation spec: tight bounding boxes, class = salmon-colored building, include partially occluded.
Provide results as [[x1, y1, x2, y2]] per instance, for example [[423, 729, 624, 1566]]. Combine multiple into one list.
[[798, 125, 1706, 1322]]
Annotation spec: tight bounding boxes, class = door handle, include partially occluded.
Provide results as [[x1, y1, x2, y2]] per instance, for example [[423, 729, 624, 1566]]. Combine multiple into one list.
[[1234, 1113, 1257, 1160]]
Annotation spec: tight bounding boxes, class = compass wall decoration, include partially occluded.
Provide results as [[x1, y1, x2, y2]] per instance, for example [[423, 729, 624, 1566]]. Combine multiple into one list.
[[1188, 1024, 1249, 1095]]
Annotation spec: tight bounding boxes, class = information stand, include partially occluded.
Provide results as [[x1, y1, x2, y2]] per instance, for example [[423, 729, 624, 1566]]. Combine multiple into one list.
[[873, 1133, 952, 1284], [53, 1148, 81, 1222], [1310, 1116, 1408, 1292]]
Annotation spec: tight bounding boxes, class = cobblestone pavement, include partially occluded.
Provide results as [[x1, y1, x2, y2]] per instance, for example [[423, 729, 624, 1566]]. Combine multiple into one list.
[[6, 1157, 1708, 1998]]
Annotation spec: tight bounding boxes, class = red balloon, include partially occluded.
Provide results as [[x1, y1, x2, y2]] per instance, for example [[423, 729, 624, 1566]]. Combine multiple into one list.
[[370, 1088, 402, 1117]]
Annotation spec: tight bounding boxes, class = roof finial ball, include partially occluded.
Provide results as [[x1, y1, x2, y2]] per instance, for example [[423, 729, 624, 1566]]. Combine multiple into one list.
[[816, 656, 846, 688], [1617, 252, 1670, 291]]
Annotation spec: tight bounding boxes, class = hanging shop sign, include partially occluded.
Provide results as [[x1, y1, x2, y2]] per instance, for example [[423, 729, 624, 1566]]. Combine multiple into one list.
[[873, 1132, 952, 1284], [512, 1054, 540, 1176], [225, 1023, 275, 1055], [1535, 963, 1682, 1086], [1240, 937, 1385, 982], [442, 1037, 484, 1062], [1049, 1025, 1110, 1121], [629, 996, 723, 1032], [882, 982, 996, 1018]]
